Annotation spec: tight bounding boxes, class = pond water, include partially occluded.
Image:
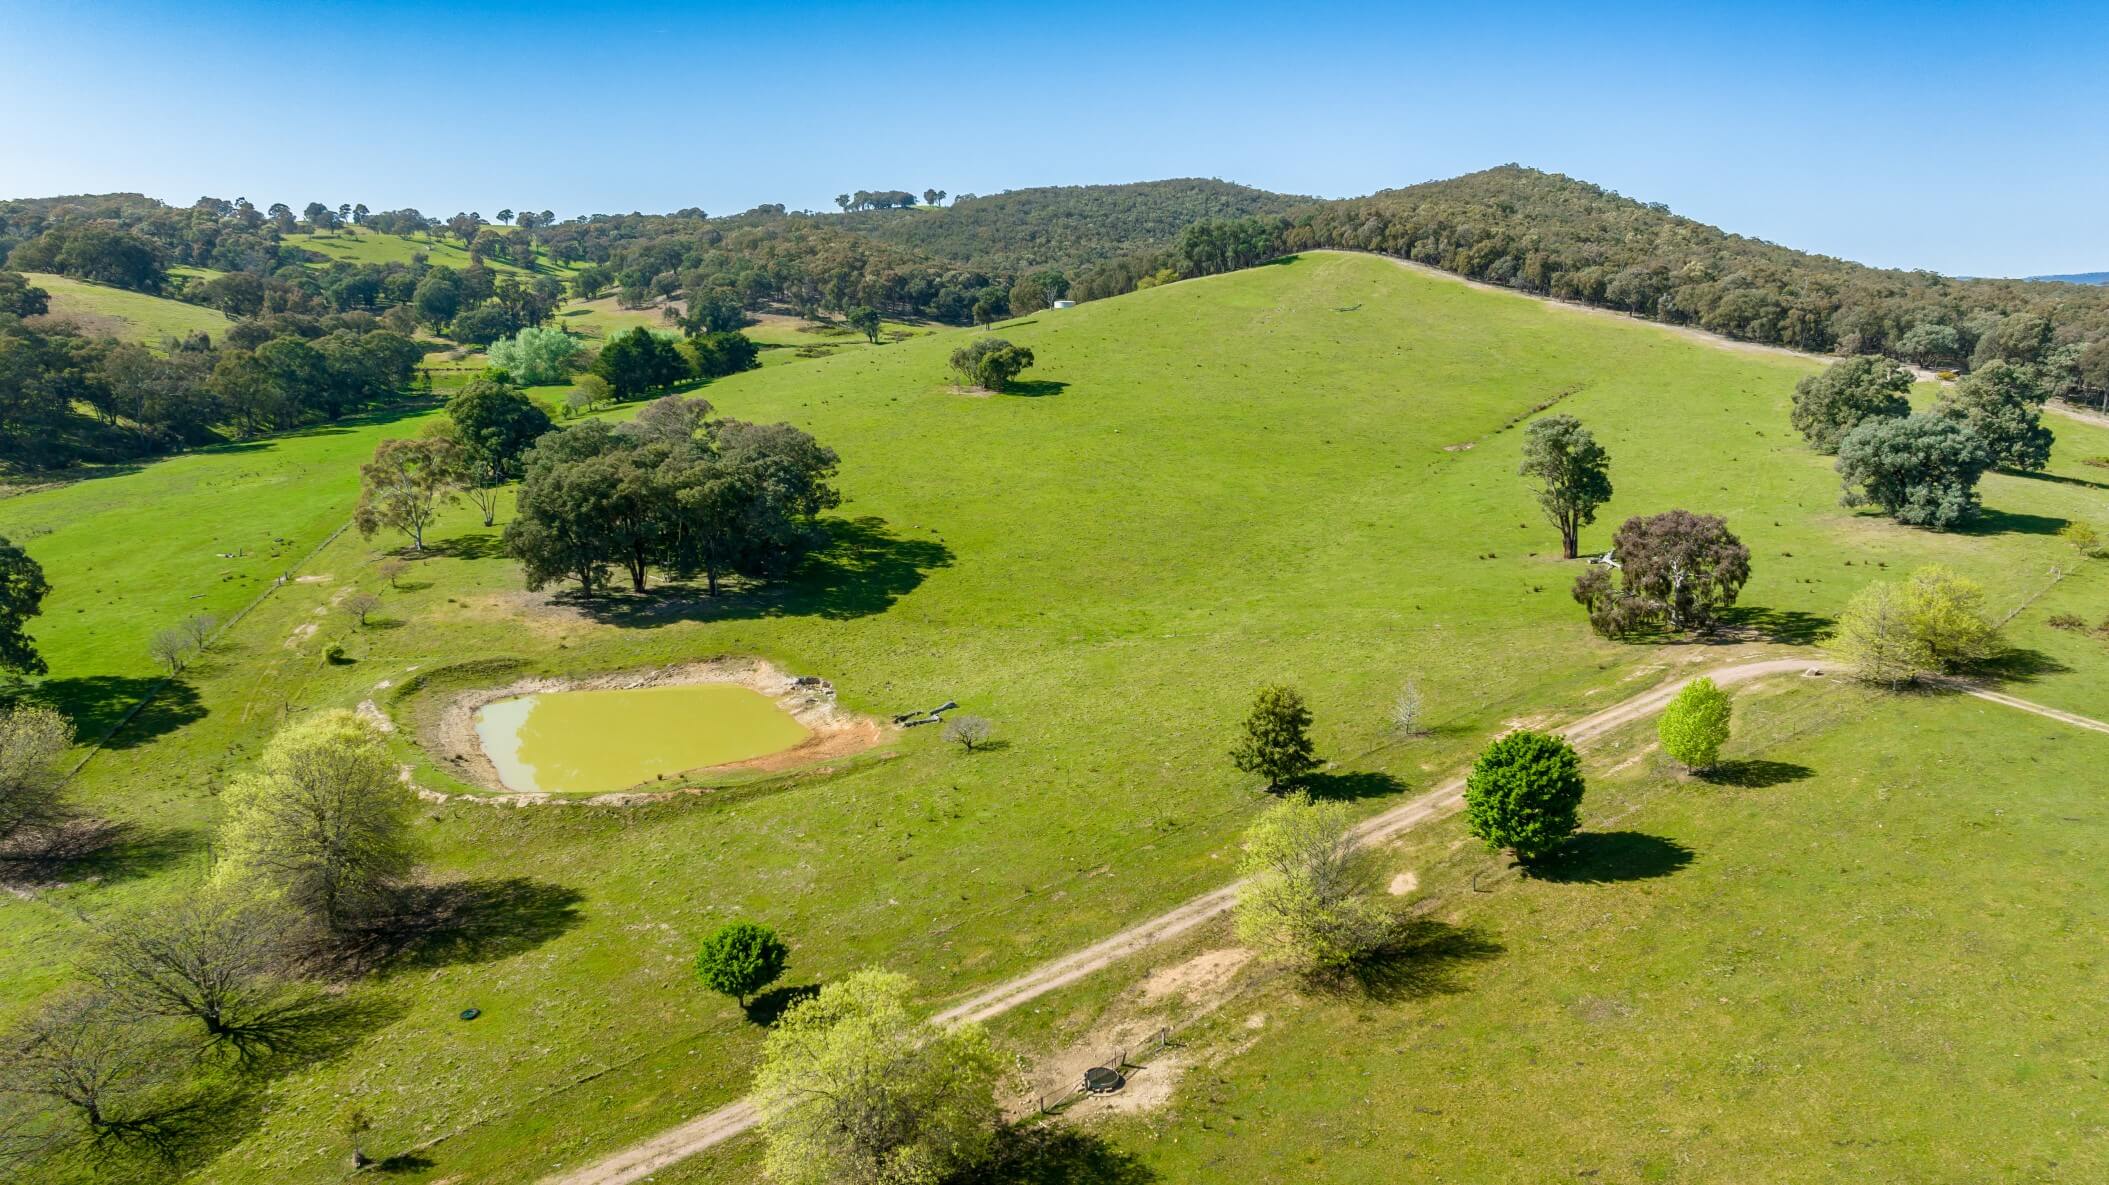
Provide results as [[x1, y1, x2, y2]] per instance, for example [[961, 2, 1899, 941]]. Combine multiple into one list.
[[473, 683, 810, 795]]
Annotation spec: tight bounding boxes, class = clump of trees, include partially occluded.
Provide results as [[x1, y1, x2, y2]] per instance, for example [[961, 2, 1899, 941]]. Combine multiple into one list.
[[440, 378, 554, 526], [1520, 415, 1612, 559], [1658, 677, 1732, 772], [1832, 566, 2003, 687], [1463, 730, 1585, 871], [1230, 685, 1319, 791], [1836, 414, 1994, 529], [1233, 792, 1388, 974], [486, 326, 582, 386], [693, 921, 789, 1010], [1933, 361, 2052, 471], [1791, 355, 1912, 453], [948, 338, 1035, 392], [754, 968, 1000, 1185], [503, 397, 841, 597], [1571, 510, 1750, 636]]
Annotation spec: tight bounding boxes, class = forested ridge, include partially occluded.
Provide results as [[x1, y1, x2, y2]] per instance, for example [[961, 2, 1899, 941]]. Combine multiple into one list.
[[8, 166, 2109, 472]]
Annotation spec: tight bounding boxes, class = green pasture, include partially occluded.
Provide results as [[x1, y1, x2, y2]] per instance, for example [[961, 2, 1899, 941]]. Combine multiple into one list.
[[23, 271, 233, 346]]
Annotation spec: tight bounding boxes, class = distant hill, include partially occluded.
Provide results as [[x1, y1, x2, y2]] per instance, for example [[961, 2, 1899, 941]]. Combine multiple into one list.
[[2027, 271, 2109, 285], [831, 178, 1305, 271]]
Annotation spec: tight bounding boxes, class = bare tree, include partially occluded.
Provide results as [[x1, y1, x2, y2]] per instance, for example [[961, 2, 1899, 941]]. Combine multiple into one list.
[[0, 706, 72, 848], [377, 559, 410, 589], [0, 993, 184, 1145], [941, 715, 991, 752], [88, 887, 308, 1051], [147, 628, 193, 674], [341, 591, 383, 628], [1389, 678, 1426, 737], [179, 613, 218, 652]]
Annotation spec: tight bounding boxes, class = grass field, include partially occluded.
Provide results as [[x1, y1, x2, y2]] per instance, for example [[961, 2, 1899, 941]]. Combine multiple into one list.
[[6, 252, 2108, 1183], [283, 226, 556, 276], [23, 271, 233, 346]]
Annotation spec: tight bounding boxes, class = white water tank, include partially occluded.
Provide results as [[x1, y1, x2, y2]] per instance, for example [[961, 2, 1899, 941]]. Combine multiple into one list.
[[1051, 300, 1076, 309]]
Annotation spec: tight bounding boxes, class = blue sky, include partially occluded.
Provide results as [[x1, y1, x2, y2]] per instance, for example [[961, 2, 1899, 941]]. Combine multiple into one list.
[[3, 0, 2104, 277]]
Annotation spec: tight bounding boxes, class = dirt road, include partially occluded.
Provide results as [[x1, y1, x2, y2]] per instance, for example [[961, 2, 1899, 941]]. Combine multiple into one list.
[[541, 656, 1822, 1185]]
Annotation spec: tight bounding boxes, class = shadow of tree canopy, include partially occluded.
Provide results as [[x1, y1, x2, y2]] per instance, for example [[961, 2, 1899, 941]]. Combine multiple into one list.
[[2011, 467, 2109, 491], [1534, 831, 1694, 884], [1002, 379, 1068, 398], [744, 983, 820, 1027], [1700, 759, 1815, 789], [1956, 508, 2067, 537], [959, 1124, 1158, 1185], [420, 532, 506, 561], [1332, 918, 1505, 1004], [1299, 769, 1406, 802], [214, 990, 406, 1070], [0, 820, 196, 889], [353, 877, 585, 972], [21, 675, 205, 750], [1715, 605, 1834, 646], [565, 516, 952, 627], [1973, 646, 2071, 684]]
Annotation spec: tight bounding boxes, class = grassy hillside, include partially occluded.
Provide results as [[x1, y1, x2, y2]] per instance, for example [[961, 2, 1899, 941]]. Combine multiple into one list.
[[283, 227, 551, 275], [23, 271, 232, 345], [6, 253, 2108, 1183]]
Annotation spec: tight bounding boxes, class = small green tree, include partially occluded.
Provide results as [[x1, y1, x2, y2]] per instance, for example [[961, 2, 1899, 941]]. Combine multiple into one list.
[[694, 921, 790, 1008], [1519, 415, 1612, 559], [1230, 685, 1319, 790], [947, 338, 1034, 392], [1463, 730, 1585, 870], [1234, 791, 1387, 973], [1658, 677, 1731, 771], [1831, 565, 2002, 686], [754, 968, 1000, 1185], [0, 534, 51, 676], [846, 306, 882, 345]]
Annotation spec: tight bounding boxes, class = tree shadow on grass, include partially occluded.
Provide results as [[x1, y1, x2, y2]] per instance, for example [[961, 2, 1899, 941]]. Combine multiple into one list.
[[1334, 918, 1505, 1004], [419, 532, 505, 561], [1535, 832, 1693, 884], [0, 820, 196, 889], [2011, 468, 2109, 491], [342, 877, 585, 974], [1715, 605, 1834, 646], [962, 1125, 1158, 1185], [1956, 508, 2068, 537], [744, 983, 820, 1027], [1299, 769, 1406, 802], [375, 1153, 437, 1173], [1974, 647, 2071, 684], [21, 675, 205, 750], [1003, 379, 1068, 398], [566, 516, 953, 627], [1700, 759, 1815, 789]]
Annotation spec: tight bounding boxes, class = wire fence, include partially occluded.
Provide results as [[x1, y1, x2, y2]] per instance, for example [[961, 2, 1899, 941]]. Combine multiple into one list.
[[1032, 1025, 1175, 1115]]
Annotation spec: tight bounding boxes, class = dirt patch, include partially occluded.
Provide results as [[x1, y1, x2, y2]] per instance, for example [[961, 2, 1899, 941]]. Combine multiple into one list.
[[1387, 870, 1419, 896], [1140, 948, 1251, 1005], [283, 622, 317, 650], [420, 657, 889, 805], [294, 573, 332, 584]]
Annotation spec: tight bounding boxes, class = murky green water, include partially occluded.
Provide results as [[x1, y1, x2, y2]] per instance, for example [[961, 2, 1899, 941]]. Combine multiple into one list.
[[474, 683, 810, 794]]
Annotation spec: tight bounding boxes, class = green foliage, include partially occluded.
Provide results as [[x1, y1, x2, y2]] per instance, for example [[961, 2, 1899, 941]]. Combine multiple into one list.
[[683, 330, 760, 380], [1934, 360, 2053, 471], [1519, 414, 1612, 559], [846, 306, 882, 345], [1831, 565, 2003, 686], [215, 711, 415, 931], [1836, 413, 1994, 529], [754, 968, 1000, 1185], [693, 921, 789, 1006], [487, 326, 583, 385], [0, 704, 71, 844], [0, 535, 49, 676], [1229, 684, 1319, 789], [1658, 677, 1732, 771], [1791, 355, 1912, 453], [946, 337, 1034, 392], [1464, 729, 1585, 868], [1575, 510, 1751, 635], [0, 269, 48, 316], [353, 436, 461, 551], [1234, 791, 1388, 973], [592, 326, 689, 399]]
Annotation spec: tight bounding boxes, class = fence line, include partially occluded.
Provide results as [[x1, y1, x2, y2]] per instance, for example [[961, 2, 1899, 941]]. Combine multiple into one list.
[[60, 520, 355, 784]]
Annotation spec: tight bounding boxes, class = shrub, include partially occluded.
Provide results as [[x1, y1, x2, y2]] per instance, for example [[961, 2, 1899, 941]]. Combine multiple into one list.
[[693, 921, 789, 1008], [2048, 612, 2086, 631], [940, 715, 991, 752], [1658, 677, 1731, 771], [947, 337, 1034, 392], [2059, 521, 2103, 558], [1464, 730, 1584, 869], [324, 644, 349, 664]]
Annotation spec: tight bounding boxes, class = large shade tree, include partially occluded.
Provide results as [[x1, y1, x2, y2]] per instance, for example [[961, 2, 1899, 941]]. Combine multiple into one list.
[[1836, 414, 1994, 529], [1791, 355, 1912, 453], [1519, 415, 1612, 559]]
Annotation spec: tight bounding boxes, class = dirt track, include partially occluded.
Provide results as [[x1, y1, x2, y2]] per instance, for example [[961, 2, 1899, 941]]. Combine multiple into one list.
[[540, 656, 1822, 1185]]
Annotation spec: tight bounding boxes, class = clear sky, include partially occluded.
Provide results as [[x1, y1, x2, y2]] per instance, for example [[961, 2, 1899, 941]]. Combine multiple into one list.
[[3, 0, 2103, 277]]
